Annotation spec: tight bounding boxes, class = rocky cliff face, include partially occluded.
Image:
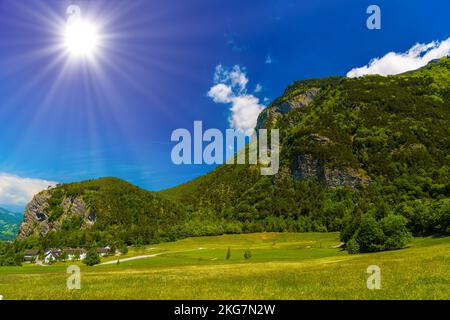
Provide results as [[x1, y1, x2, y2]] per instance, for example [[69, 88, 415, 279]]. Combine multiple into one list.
[[16, 177, 186, 244], [291, 134, 371, 188], [17, 190, 96, 241], [17, 191, 51, 240], [291, 153, 370, 188], [256, 87, 321, 130], [258, 83, 372, 189]]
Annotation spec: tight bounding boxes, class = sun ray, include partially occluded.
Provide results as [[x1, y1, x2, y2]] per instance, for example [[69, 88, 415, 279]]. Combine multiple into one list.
[[0, 0, 216, 184]]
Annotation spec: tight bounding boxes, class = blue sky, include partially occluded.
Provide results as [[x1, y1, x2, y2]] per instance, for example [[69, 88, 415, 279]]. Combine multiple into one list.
[[0, 0, 449, 211]]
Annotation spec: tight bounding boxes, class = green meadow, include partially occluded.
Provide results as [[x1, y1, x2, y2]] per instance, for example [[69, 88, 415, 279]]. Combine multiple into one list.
[[0, 232, 449, 300]]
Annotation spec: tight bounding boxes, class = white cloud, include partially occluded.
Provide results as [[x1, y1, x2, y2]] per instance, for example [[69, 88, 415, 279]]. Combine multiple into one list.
[[0, 173, 57, 207], [265, 54, 273, 64], [347, 37, 450, 78], [229, 67, 249, 92], [208, 83, 232, 103], [213, 65, 249, 92], [229, 95, 264, 134], [208, 65, 265, 134], [254, 84, 263, 93]]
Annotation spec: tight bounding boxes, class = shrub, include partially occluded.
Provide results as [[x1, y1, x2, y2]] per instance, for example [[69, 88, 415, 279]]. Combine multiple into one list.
[[346, 238, 360, 254], [120, 245, 128, 255], [381, 214, 412, 250], [344, 213, 412, 253], [354, 214, 385, 252], [83, 249, 101, 266]]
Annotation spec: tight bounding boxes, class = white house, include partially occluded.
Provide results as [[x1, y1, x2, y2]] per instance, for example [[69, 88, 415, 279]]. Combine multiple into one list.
[[43, 249, 62, 264], [65, 248, 87, 261], [96, 247, 111, 257]]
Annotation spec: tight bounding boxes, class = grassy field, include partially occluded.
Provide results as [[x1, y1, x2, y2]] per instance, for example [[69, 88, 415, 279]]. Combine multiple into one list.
[[0, 232, 449, 300]]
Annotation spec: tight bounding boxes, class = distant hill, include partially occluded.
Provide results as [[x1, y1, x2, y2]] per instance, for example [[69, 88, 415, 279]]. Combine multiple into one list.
[[17, 57, 450, 248], [0, 208, 22, 241], [17, 178, 186, 246]]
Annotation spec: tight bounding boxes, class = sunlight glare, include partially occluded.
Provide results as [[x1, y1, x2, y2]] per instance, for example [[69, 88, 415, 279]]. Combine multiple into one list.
[[64, 20, 99, 57]]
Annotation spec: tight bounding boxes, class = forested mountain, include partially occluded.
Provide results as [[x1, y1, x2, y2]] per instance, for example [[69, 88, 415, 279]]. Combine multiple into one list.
[[17, 178, 186, 248], [161, 57, 450, 249], [16, 57, 450, 251], [0, 208, 22, 241]]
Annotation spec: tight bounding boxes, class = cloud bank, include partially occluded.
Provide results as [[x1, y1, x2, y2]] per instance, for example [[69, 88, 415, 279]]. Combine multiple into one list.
[[347, 37, 450, 78], [208, 65, 265, 134], [0, 173, 57, 207]]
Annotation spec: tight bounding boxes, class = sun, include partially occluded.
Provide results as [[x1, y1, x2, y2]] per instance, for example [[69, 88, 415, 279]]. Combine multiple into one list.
[[64, 20, 99, 57]]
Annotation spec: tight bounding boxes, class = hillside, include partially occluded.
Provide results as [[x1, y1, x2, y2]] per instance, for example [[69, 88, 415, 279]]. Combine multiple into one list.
[[1, 232, 449, 299], [0, 208, 22, 241], [160, 57, 450, 236], [17, 178, 185, 247], [16, 57, 450, 248]]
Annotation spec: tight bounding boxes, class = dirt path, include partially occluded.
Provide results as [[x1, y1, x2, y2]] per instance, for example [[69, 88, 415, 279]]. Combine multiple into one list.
[[98, 248, 205, 265], [99, 253, 163, 265]]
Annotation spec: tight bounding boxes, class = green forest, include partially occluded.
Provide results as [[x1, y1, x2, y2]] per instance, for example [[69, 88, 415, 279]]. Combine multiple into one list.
[[2, 57, 450, 264], [0, 208, 21, 241]]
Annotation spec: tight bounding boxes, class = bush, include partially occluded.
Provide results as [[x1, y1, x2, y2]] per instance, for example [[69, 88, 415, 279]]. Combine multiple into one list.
[[244, 249, 252, 260], [354, 214, 385, 252], [346, 238, 360, 254], [344, 213, 412, 253], [120, 245, 128, 255], [83, 249, 101, 266], [381, 214, 412, 250], [226, 247, 231, 260]]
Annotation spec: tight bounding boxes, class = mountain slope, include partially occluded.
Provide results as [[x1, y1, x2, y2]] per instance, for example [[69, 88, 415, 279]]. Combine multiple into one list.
[[17, 57, 450, 247], [17, 178, 186, 246], [160, 57, 450, 234], [0, 208, 22, 241]]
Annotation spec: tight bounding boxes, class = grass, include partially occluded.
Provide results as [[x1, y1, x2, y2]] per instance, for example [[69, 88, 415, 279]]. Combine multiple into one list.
[[0, 232, 449, 300]]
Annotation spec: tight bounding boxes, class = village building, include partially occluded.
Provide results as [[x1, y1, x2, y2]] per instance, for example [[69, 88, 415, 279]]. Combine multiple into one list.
[[23, 249, 39, 263], [64, 248, 87, 261], [96, 247, 111, 257], [43, 249, 63, 264], [36, 246, 112, 264]]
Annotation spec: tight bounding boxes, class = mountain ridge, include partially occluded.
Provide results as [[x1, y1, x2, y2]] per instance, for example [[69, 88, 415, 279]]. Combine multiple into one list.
[[14, 57, 450, 247]]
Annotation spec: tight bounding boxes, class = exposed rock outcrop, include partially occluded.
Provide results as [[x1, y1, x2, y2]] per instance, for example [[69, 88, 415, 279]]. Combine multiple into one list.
[[323, 167, 371, 189], [17, 191, 52, 240], [292, 154, 324, 181], [289, 134, 371, 188], [256, 87, 321, 130], [292, 153, 371, 189], [17, 191, 95, 241], [257, 83, 372, 190], [277, 87, 321, 111]]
